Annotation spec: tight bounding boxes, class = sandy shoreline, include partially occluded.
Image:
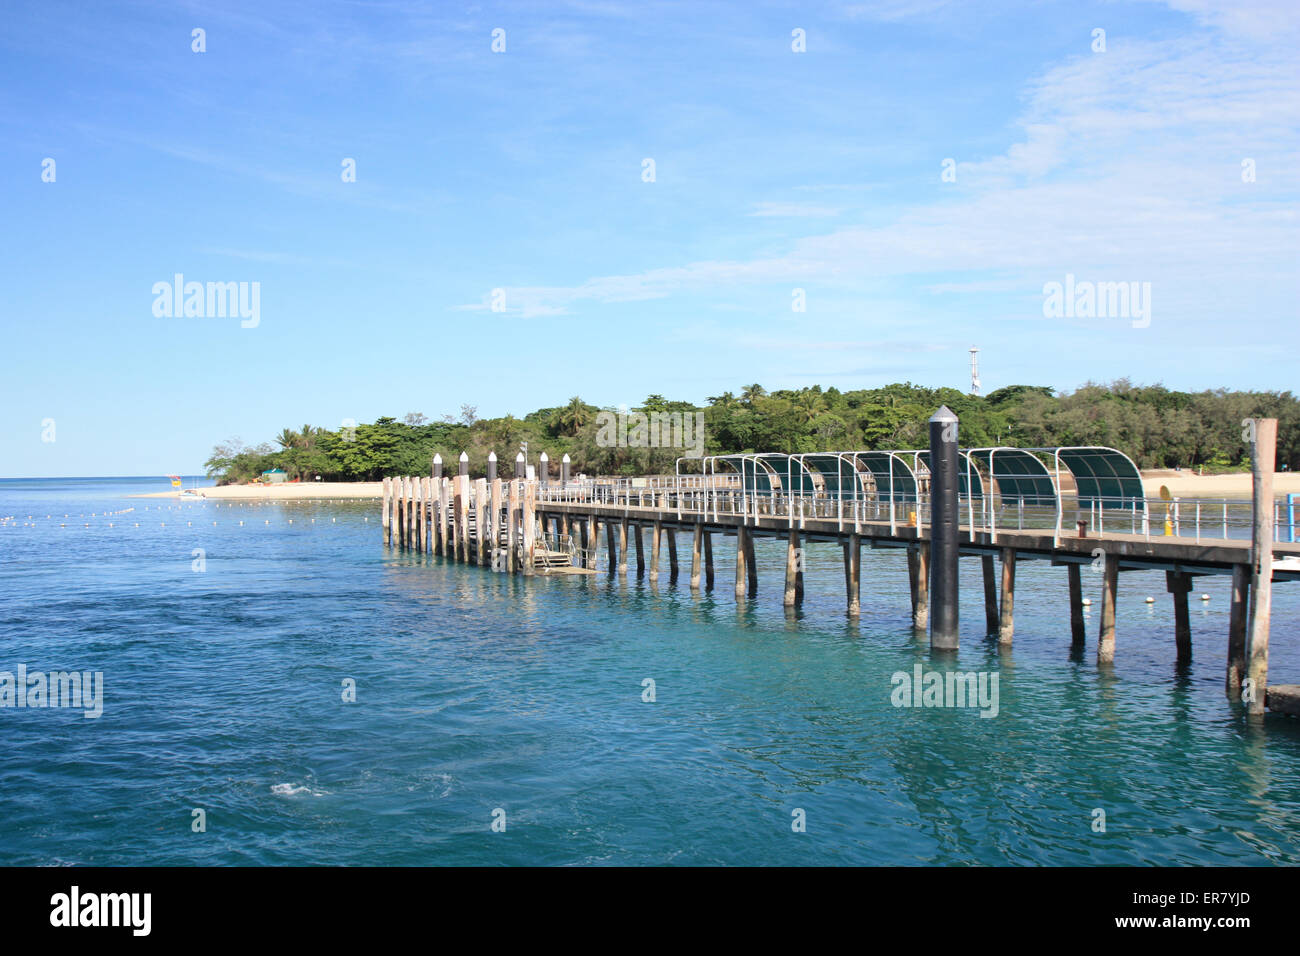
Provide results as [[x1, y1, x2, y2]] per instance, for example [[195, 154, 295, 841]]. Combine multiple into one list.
[[132, 482, 382, 500], [129, 471, 1300, 501], [1140, 470, 1300, 499]]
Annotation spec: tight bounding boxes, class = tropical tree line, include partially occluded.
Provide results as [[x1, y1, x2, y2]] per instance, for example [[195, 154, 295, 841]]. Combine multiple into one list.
[[203, 381, 1300, 483]]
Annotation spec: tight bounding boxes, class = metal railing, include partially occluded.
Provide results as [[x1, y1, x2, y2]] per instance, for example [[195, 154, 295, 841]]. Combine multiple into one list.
[[533, 480, 1292, 546]]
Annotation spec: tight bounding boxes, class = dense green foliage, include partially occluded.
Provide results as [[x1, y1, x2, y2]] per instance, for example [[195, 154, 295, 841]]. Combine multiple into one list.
[[204, 381, 1300, 483]]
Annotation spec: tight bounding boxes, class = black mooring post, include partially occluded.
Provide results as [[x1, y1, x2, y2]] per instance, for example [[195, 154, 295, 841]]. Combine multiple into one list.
[[561, 453, 570, 490], [432, 453, 442, 481], [487, 451, 497, 483], [459, 451, 469, 480], [929, 405, 960, 650]]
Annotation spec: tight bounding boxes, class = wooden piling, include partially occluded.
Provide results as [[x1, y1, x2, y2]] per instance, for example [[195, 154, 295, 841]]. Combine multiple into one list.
[[617, 518, 629, 577], [744, 528, 758, 597], [633, 523, 645, 577], [522, 481, 536, 576], [392, 477, 401, 547], [439, 477, 450, 558], [704, 531, 714, 589], [587, 515, 600, 570], [993, 548, 1013, 647], [666, 529, 678, 581], [606, 520, 618, 576], [507, 480, 519, 573], [1247, 417, 1277, 715], [998, 547, 1015, 645], [1067, 562, 1086, 649], [415, 477, 424, 553], [909, 546, 929, 630], [844, 533, 860, 617], [476, 478, 489, 566], [1098, 552, 1118, 664], [397, 476, 408, 548], [784, 529, 803, 608], [490, 478, 503, 567], [382, 477, 391, 546], [734, 525, 748, 599], [690, 524, 703, 591], [1166, 570, 1192, 661], [650, 520, 661, 582], [1226, 563, 1250, 699], [982, 555, 998, 634], [423, 477, 433, 553]]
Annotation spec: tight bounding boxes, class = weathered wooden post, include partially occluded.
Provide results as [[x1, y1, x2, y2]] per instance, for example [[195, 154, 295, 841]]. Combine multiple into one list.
[[490, 477, 503, 569], [1166, 570, 1192, 661], [666, 529, 679, 581], [650, 520, 662, 582], [392, 477, 401, 547], [690, 524, 703, 591], [982, 555, 998, 634], [734, 525, 748, 599], [1098, 552, 1119, 664], [382, 477, 391, 546], [617, 518, 629, 577], [587, 515, 600, 570], [507, 481, 520, 573], [784, 529, 802, 608], [929, 405, 960, 650], [476, 478, 489, 566], [398, 477, 408, 548], [633, 524, 645, 577], [422, 477, 432, 553], [998, 547, 1016, 645], [606, 520, 618, 576], [1246, 417, 1276, 715], [704, 531, 715, 589], [844, 533, 861, 616], [458, 454, 470, 562], [1067, 563, 1086, 648], [1226, 563, 1250, 699], [439, 477, 450, 558], [414, 477, 423, 553], [908, 546, 929, 630], [744, 530, 757, 597]]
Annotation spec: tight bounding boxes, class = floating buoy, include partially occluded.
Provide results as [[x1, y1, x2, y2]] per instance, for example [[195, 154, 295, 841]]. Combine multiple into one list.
[[1145, 596, 1155, 604], [1201, 594, 1210, 601], [1081, 598, 1092, 606]]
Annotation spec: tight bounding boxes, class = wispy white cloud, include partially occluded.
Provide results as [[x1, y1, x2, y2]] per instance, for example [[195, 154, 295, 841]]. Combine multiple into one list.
[[463, 7, 1299, 330], [749, 201, 843, 218]]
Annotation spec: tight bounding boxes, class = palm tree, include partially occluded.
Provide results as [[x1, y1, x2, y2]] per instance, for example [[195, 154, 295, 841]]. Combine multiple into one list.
[[707, 391, 741, 411], [741, 384, 767, 406], [795, 391, 825, 423], [274, 427, 299, 450], [557, 396, 592, 436]]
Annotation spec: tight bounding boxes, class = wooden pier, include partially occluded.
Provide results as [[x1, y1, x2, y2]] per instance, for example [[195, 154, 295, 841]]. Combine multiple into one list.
[[381, 418, 1299, 717]]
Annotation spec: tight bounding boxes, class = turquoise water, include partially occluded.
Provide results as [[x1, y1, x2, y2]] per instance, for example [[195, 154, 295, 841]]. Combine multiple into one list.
[[1, 476, 1298, 866]]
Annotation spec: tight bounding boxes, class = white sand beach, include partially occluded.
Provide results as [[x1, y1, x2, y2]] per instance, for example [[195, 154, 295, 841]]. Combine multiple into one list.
[[1140, 470, 1300, 499], [132, 482, 383, 500]]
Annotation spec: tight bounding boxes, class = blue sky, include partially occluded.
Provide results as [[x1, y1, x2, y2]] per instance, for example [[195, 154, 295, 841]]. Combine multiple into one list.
[[2, 0, 1296, 476]]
